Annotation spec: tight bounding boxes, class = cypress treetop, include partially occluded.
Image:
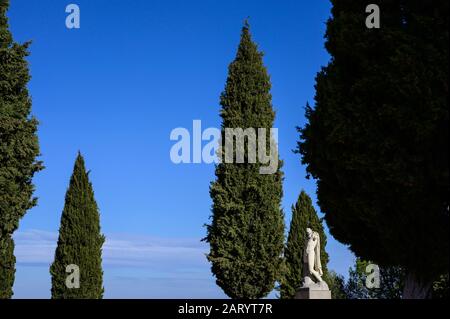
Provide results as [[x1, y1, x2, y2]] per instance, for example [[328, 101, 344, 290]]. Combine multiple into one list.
[[50, 153, 105, 299], [205, 21, 285, 299], [280, 190, 329, 299]]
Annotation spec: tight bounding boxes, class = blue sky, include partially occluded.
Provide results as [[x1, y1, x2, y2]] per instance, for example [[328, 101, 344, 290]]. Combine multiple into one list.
[[8, 0, 354, 298]]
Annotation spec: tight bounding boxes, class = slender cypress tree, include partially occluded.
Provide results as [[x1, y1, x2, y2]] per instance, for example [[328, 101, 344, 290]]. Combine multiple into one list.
[[50, 153, 105, 299], [205, 21, 285, 299], [297, 0, 448, 298], [280, 190, 329, 299], [0, 0, 43, 298]]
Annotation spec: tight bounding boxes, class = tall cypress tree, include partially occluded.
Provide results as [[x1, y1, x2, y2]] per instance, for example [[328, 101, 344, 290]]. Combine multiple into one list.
[[205, 21, 285, 299], [50, 153, 105, 299], [280, 190, 329, 299], [297, 0, 448, 298], [0, 0, 43, 298]]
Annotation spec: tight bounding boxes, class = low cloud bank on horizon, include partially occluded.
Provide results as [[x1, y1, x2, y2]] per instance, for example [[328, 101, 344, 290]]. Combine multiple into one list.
[[12, 229, 348, 298], [14, 229, 208, 267], [12, 229, 229, 298]]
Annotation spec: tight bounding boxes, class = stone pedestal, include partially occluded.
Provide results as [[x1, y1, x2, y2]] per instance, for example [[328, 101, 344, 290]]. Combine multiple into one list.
[[295, 287, 332, 299]]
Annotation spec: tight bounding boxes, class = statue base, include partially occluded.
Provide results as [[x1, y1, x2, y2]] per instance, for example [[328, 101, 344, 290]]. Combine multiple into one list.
[[294, 277, 331, 299], [295, 287, 332, 299]]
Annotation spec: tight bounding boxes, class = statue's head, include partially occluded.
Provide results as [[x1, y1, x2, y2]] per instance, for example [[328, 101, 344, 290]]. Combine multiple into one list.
[[306, 228, 313, 239]]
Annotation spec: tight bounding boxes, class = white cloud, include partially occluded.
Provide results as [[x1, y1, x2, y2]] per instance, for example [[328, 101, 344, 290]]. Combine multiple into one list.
[[13, 229, 209, 270], [13, 230, 57, 265], [13, 229, 228, 298]]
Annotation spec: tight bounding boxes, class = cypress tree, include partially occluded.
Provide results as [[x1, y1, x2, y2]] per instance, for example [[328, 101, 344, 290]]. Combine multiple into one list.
[[297, 0, 449, 298], [280, 190, 329, 299], [0, 0, 43, 298], [50, 153, 105, 299], [205, 21, 285, 299]]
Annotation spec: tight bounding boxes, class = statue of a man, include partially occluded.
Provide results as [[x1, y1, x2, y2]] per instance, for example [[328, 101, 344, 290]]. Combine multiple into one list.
[[303, 228, 324, 284], [296, 228, 331, 298]]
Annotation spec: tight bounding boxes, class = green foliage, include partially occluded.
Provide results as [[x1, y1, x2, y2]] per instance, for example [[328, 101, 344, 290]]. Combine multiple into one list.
[[345, 258, 404, 299], [297, 0, 449, 293], [327, 270, 347, 299], [280, 190, 329, 299], [344, 259, 447, 299], [0, 0, 43, 298], [50, 153, 105, 299], [0, 235, 14, 298], [432, 274, 449, 299], [205, 21, 285, 299]]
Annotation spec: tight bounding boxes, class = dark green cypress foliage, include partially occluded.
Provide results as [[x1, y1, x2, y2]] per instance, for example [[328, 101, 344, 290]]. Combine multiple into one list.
[[0, 236, 14, 298], [297, 0, 449, 298], [50, 153, 105, 299], [205, 21, 285, 299], [280, 190, 329, 299], [0, 0, 43, 298]]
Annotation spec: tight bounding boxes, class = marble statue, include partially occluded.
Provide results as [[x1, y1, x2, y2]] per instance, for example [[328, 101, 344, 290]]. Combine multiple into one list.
[[301, 228, 329, 290]]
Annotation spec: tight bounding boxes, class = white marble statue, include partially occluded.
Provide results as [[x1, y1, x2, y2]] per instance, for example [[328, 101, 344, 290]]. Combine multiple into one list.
[[301, 228, 329, 290]]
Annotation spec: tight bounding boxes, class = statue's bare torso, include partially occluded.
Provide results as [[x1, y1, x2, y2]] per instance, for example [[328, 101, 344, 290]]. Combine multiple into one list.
[[303, 228, 323, 283]]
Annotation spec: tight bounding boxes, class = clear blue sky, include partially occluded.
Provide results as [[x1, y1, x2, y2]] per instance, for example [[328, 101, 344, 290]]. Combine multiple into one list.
[[8, 0, 354, 298]]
